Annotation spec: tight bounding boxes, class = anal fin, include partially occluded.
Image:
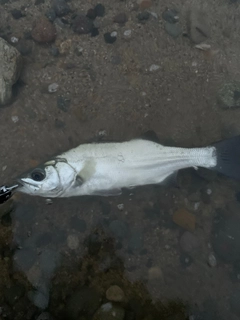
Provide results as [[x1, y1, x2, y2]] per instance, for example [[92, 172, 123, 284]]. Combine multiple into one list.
[[161, 171, 179, 187]]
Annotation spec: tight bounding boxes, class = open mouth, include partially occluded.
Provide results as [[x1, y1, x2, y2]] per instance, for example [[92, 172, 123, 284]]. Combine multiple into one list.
[[17, 179, 40, 190]]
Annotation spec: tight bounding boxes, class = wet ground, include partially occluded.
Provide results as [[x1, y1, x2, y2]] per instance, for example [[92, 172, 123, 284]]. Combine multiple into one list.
[[1, 0, 240, 319]]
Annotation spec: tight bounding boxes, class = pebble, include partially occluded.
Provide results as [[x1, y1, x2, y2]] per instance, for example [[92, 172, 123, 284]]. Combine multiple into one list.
[[72, 15, 94, 34], [67, 234, 79, 250], [124, 29, 132, 37], [117, 204, 124, 211], [87, 8, 97, 20], [0, 37, 23, 106], [10, 36, 18, 43], [180, 231, 200, 253], [148, 266, 163, 280], [28, 288, 49, 310], [11, 115, 19, 123], [180, 253, 193, 267], [16, 39, 32, 55], [109, 220, 128, 239], [113, 12, 128, 24], [48, 83, 59, 93], [208, 253, 217, 267], [195, 43, 211, 51], [162, 9, 179, 24], [31, 17, 57, 43], [106, 285, 125, 302], [137, 11, 150, 21], [52, 0, 70, 17], [188, 8, 210, 44], [111, 31, 117, 37], [57, 96, 71, 112], [217, 82, 240, 109], [11, 9, 23, 19], [164, 22, 182, 38], [172, 208, 196, 231], [36, 312, 52, 320], [149, 64, 160, 72], [45, 8, 56, 22], [93, 303, 125, 320], [75, 46, 83, 56], [94, 4, 105, 17], [104, 32, 117, 44], [139, 0, 152, 10]]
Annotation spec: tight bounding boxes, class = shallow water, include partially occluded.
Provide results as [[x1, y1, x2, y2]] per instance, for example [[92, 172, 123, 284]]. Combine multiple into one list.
[[1, 0, 240, 319]]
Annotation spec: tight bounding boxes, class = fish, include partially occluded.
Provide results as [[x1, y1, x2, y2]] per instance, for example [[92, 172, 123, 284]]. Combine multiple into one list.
[[16, 132, 240, 198]]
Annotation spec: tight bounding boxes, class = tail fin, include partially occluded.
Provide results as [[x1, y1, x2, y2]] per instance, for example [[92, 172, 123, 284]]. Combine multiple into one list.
[[212, 135, 240, 180]]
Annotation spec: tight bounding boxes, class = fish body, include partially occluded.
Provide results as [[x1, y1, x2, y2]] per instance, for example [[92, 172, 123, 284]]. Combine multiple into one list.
[[17, 134, 240, 198]]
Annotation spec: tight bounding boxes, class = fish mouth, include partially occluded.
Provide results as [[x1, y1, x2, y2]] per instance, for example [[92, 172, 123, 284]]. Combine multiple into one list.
[[17, 178, 40, 190]]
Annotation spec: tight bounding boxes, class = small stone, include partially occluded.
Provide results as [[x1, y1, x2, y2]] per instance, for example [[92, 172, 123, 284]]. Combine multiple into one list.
[[188, 8, 210, 44], [162, 9, 179, 23], [139, 0, 152, 10], [0, 37, 23, 106], [52, 0, 70, 17], [172, 209, 196, 231], [45, 8, 56, 22], [123, 29, 131, 37], [113, 13, 128, 24], [180, 231, 200, 253], [72, 14, 94, 34], [137, 11, 150, 21], [31, 17, 57, 43], [87, 8, 97, 20], [36, 312, 52, 320], [117, 204, 124, 211], [111, 31, 117, 37], [11, 115, 19, 123], [164, 22, 182, 38], [218, 82, 240, 109], [57, 96, 70, 112], [11, 36, 18, 43], [195, 43, 211, 51], [93, 303, 125, 320], [67, 234, 79, 250], [106, 285, 124, 302], [45, 199, 53, 205], [148, 266, 163, 280], [16, 39, 32, 55], [104, 32, 117, 44], [11, 9, 23, 19], [49, 45, 59, 56], [208, 253, 217, 267], [180, 253, 193, 267], [91, 28, 99, 37], [94, 4, 105, 17], [149, 64, 160, 72]]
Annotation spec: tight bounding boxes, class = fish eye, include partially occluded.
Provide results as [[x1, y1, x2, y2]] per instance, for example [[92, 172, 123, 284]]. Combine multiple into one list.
[[31, 168, 46, 181]]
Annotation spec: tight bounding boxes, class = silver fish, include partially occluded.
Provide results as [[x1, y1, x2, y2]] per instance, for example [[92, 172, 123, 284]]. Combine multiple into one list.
[[16, 134, 240, 198]]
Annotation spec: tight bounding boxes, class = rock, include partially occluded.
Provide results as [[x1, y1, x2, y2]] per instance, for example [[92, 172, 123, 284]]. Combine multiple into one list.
[[94, 4, 105, 17], [36, 312, 52, 320], [208, 253, 217, 267], [57, 95, 70, 112], [66, 287, 101, 320], [180, 231, 200, 253], [139, 0, 152, 10], [149, 64, 160, 72], [87, 8, 97, 20], [91, 28, 99, 37], [164, 22, 182, 38], [72, 15, 94, 34], [67, 234, 79, 250], [137, 11, 150, 21], [124, 29, 131, 37], [48, 83, 59, 93], [162, 9, 179, 24], [172, 209, 196, 231], [28, 287, 49, 310], [148, 266, 163, 280], [52, 0, 70, 17], [113, 13, 128, 24], [106, 285, 125, 302], [180, 253, 193, 267], [93, 303, 125, 320], [188, 8, 210, 44], [217, 82, 240, 109], [230, 287, 240, 317], [128, 230, 143, 252], [0, 37, 23, 106], [70, 216, 87, 232], [4, 284, 26, 305], [16, 39, 32, 56], [31, 17, 57, 43], [104, 32, 117, 44], [45, 8, 56, 22], [109, 220, 128, 239], [11, 9, 23, 20]]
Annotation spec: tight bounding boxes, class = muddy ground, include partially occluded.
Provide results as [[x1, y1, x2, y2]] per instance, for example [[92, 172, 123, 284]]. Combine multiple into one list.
[[1, 0, 240, 319]]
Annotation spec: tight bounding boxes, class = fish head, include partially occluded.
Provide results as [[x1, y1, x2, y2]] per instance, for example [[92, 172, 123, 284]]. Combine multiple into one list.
[[17, 159, 77, 197]]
